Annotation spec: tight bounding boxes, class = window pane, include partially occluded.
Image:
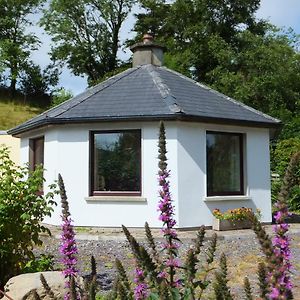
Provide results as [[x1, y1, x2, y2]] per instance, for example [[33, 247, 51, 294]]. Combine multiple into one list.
[[34, 138, 44, 166], [93, 131, 141, 192], [29, 137, 44, 171], [207, 132, 243, 195]]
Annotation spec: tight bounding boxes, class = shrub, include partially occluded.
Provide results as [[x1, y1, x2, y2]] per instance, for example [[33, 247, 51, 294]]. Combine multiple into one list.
[[22, 254, 55, 273], [0, 146, 56, 289], [271, 138, 300, 210], [50, 88, 73, 107]]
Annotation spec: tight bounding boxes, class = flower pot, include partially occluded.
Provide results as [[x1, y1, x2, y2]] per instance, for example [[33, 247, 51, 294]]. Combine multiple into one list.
[[212, 218, 252, 231]]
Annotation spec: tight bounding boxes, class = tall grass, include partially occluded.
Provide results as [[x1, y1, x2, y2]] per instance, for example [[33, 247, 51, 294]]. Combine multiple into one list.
[[0, 101, 42, 130]]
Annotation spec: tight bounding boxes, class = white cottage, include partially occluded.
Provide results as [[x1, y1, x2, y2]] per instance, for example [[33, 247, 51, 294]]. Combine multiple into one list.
[[9, 35, 280, 228]]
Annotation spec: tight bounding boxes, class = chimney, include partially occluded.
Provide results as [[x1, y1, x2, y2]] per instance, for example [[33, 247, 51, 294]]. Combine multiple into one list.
[[130, 33, 166, 67]]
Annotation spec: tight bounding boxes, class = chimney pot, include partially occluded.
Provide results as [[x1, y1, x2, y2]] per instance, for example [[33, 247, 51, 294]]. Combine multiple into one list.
[[143, 33, 154, 44]]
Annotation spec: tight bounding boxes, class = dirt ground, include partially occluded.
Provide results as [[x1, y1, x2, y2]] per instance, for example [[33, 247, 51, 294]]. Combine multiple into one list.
[[32, 223, 300, 299]]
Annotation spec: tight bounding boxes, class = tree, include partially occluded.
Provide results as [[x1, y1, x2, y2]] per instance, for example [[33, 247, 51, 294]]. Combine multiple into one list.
[[41, 0, 136, 85], [133, 0, 170, 39], [0, 0, 44, 97], [50, 87, 73, 107], [132, 0, 266, 79], [207, 29, 300, 119], [19, 62, 59, 99]]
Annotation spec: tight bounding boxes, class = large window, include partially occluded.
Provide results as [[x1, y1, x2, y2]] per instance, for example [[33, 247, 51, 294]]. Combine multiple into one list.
[[206, 131, 244, 196], [29, 136, 44, 171], [91, 130, 141, 196]]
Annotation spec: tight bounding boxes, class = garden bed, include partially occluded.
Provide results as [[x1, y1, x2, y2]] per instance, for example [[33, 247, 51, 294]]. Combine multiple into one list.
[[212, 218, 252, 231]]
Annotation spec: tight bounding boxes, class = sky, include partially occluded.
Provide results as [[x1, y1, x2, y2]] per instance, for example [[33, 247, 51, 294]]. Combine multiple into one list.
[[30, 0, 300, 95]]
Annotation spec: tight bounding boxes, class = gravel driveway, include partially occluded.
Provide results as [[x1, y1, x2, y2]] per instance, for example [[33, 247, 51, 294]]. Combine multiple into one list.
[[34, 224, 300, 299]]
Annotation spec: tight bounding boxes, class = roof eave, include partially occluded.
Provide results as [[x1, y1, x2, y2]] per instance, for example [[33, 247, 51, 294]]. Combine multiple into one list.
[[8, 114, 281, 137]]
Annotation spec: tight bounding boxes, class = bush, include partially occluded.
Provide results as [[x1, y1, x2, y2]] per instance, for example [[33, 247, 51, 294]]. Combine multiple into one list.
[[271, 138, 300, 210], [50, 88, 73, 107], [272, 138, 300, 177], [22, 254, 55, 274], [0, 146, 56, 289]]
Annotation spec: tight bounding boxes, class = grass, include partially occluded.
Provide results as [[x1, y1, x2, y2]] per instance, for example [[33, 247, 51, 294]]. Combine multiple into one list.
[[75, 227, 92, 233], [0, 101, 43, 130]]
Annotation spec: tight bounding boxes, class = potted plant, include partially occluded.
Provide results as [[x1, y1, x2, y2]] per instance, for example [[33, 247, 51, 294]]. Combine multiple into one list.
[[212, 207, 260, 231]]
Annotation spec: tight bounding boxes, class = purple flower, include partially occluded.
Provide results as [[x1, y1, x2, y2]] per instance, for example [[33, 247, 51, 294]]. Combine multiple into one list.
[[134, 283, 149, 300], [269, 287, 280, 299], [60, 215, 78, 296], [268, 193, 293, 298], [134, 267, 148, 300], [166, 258, 181, 268], [158, 271, 167, 279], [155, 123, 183, 289]]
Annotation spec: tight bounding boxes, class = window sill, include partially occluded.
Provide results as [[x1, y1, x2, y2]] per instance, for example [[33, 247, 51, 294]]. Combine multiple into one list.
[[204, 196, 251, 202], [85, 196, 147, 203]]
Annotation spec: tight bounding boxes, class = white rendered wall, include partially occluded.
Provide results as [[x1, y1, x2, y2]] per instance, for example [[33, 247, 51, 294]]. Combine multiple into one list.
[[177, 122, 272, 228], [20, 122, 179, 228], [19, 121, 272, 228]]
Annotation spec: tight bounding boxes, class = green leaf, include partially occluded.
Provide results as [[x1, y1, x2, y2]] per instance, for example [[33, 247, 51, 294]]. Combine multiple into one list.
[[170, 288, 181, 300], [148, 293, 160, 300]]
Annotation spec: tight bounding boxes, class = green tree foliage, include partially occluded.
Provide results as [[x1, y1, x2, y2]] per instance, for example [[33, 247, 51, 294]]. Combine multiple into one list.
[[19, 62, 59, 99], [0, 0, 44, 97], [133, 0, 265, 77], [208, 29, 300, 120], [50, 87, 73, 108], [0, 146, 56, 289], [272, 138, 300, 177], [41, 0, 136, 85], [272, 139, 300, 210]]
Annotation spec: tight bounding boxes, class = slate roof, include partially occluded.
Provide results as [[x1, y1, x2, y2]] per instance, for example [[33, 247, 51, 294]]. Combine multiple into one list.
[[9, 64, 280, 135]]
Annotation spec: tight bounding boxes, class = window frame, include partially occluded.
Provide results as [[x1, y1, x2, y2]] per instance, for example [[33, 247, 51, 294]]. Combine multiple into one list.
[[89, 129, 142, 197], [206, 131, 244, 197], [29, 136, 44, 172]]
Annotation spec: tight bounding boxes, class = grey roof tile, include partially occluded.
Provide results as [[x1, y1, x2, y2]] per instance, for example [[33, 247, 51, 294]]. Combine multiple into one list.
[[9, 64, 280, 135]]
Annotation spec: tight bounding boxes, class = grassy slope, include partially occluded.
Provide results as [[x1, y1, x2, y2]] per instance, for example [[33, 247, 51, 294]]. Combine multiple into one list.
[[0, 101, 43, 130]]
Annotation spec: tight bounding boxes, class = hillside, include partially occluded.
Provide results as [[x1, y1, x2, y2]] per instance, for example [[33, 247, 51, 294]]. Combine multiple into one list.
[[0, 101, 43, 131]]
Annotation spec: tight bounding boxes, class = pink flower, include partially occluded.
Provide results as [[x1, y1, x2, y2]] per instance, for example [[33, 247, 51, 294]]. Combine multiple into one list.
[[158, 271, 167, 279], [60, 215, 78, 291], [166, 258, 181, 268], [269, 287, 280, 299], [269, 192, 293, 297], [134, 283, 149, 300], [134, 267, 148, 300]]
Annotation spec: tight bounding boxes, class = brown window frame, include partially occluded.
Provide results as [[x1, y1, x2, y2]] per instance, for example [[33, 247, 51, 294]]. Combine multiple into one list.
[[90, 130, 142, 197], [29, 136, 44, 172], [206, 131, 244, 196]]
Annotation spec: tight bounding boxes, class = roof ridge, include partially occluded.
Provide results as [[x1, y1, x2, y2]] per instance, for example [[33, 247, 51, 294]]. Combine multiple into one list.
[[145, 65, 184, 114], [161, 67, 280, 123]]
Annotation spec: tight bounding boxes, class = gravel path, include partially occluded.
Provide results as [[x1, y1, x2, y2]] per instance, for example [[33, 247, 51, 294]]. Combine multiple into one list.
[[34, 225, 300, 299]]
